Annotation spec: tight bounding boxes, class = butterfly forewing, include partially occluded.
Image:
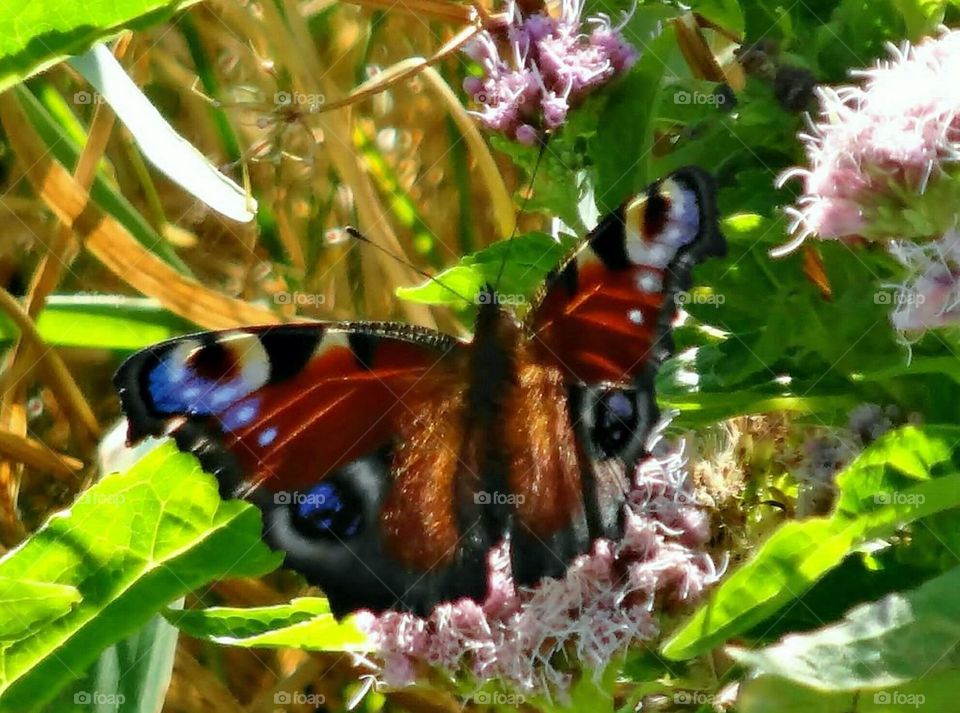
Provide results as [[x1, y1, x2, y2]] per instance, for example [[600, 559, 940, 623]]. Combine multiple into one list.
[[527, 166, 726, 384]]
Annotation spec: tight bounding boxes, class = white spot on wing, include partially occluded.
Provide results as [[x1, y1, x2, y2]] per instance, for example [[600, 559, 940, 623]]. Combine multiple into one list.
[[628, 309, 645, 325], [636, 270, 663, 293]]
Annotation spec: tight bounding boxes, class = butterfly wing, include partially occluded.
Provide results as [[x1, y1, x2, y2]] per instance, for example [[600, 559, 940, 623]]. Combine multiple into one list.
[[527, 166, 726, 383], [115, 323, 496, 617], [508, 166, 725, 584]]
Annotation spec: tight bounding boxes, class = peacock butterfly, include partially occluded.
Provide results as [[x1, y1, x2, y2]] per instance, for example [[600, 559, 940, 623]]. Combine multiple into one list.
[[114, 166, 726, 618]]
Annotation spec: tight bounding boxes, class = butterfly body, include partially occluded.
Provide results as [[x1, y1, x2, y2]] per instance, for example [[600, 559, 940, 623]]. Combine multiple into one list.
[[115, 166, 725, 617]]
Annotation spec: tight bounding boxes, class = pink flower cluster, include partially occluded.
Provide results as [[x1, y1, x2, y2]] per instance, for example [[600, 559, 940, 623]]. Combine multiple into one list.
[[463, 0, 638, 144], [356, 432, 723, 697], [777, 30, 960, 255]]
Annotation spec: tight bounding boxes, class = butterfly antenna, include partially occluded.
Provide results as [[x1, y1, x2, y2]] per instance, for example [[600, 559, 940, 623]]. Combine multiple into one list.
[[492, 136, 550, 292], [344, 227, 472, 304]]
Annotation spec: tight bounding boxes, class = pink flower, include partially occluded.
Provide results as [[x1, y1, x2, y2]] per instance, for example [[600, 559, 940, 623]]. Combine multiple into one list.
[[358, 429, 724, 698], [776, 29, 960, 255], [463, 0, 637, 142], [887, 230, 960, 336]]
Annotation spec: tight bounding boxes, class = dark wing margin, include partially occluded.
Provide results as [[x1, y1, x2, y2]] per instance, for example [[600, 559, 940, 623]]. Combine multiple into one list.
[[114, 323, 494, 617]]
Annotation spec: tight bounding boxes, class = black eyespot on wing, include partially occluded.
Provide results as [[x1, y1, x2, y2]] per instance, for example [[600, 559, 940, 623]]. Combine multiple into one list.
[[643, 186, 670, 237], [188, 341, 236, 381], [567, 369, 659, 542]]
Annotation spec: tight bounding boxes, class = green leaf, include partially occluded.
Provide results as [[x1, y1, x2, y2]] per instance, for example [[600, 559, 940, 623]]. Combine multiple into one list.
[[165, 597, 370, 651], [0, 579, 80, 641], [738, 670, 960, 712], [662, 427, 960, 660], [592, 26, 675, 213], [0, 295, 190, 351], [729, 563, 960, 691], [0, 443, 281, 713], [0, 0, 199, 94], [396, 232, 573, 309], [688, 0, 745, 34]]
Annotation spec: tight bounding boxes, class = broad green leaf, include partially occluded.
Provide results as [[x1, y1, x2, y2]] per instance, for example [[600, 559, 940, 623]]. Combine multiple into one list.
[[592, 26, 675, 213], [0, 443, 281, 713], [165, 597, 370, 651], [0, 295, 190, 351], [729, 563, 960, 690], [0, 579, 80, 641], [662, 427, 960, 660], [0, 0, 199, 94], [688, 0, 745, 34]]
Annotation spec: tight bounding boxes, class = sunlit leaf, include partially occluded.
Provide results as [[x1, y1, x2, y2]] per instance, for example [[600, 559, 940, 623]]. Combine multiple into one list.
[[165, 597, 370, 651], [0, 443, 281, 713], [729, 563, 960, 690], [0, 0, 200, 93]]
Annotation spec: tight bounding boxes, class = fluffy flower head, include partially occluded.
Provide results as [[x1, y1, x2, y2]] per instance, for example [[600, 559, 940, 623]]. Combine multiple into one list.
[[778, 30, 960, 254], [463, 0, 637, 143]]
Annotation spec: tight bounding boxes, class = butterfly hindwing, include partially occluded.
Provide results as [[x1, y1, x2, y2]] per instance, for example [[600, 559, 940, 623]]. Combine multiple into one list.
[[115, 323, 495, 616]]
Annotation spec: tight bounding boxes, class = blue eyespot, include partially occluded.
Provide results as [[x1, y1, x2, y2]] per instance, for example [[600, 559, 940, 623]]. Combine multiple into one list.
[[292, 482, 362, 539]]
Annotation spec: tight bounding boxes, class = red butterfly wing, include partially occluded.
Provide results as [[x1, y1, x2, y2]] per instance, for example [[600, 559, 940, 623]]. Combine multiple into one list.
[[527, 166, 725, 384], [506, 167, 725, 584], [115, 324, 494, 616]]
